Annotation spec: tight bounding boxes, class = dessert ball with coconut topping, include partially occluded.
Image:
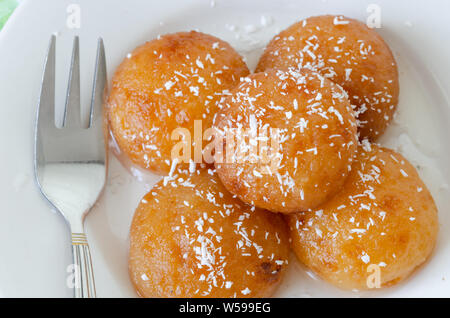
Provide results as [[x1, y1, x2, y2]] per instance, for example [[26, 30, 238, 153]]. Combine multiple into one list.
[[213, 68, 357, 214], [256, 15, 399, 141], [287, 144, 438, 290], [129, 168, 290, 298], [107, 31, 249, 174]]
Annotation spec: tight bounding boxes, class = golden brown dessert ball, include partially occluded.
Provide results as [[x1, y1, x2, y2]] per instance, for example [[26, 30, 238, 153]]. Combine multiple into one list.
[[107, 31, 250, 174], [287, 143, 439, 290], [256, 15, 399, 141], [129, 168, 290, 298], [213, 68, 357, 214]]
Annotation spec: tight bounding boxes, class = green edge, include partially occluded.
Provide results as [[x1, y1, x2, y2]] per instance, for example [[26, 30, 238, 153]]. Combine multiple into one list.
[[0, 0, 18, 30]]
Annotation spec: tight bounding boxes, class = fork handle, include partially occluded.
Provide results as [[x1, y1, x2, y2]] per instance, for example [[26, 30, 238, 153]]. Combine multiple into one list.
[[71, 233, 96, 298]]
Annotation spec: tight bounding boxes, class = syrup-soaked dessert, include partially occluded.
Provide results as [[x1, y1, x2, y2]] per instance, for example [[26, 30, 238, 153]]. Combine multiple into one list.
[[287, 143, 438, 290], [256, 15, 399, 141], [213, 68, 357, 214], [129, 168, 290, 297], [107, 31, 249, 174]]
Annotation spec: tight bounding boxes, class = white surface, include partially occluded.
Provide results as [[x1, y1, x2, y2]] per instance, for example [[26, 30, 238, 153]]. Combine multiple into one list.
[[0, 0, 449, 297]]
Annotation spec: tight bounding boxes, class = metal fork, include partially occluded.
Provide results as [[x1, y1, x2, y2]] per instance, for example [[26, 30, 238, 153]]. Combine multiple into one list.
[[34, 35, 107, 298]]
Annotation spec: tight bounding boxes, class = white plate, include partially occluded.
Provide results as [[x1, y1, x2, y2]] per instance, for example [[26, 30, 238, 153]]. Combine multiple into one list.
[[0, 0, 449, 297]]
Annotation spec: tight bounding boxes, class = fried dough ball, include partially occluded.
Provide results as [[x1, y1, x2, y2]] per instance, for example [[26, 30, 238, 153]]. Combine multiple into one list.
[[107, 31, 249, 174], [129, 168, 290, 298], [213, 68, 357, 213], [256, 15, 399, 141], [287, 143, 438, 290]]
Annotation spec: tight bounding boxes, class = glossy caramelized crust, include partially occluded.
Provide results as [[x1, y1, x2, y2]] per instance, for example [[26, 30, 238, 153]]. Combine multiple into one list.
[[256, 15, 399, 141], [287, 144, 439, 290], [107, 31, 249, 174], [213, 69, 357, 213], [129, 168, 290, 298]]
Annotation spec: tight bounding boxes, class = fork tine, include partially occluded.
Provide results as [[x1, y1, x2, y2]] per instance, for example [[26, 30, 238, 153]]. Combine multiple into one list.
[[88, 38, 107, 128], [63, 36, 81, 128], [37, 35, 56, 129]]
